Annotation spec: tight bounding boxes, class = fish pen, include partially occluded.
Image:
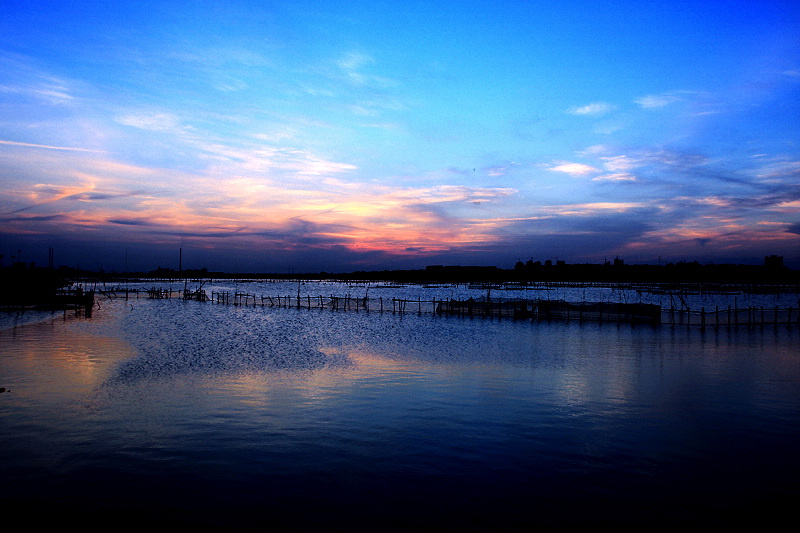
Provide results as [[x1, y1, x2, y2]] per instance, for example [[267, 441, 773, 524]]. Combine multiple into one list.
[[50, 287, 95, 315], [86, 286, 792, 328], [206, 292, 667, 324], [665, 304, 800, 328]]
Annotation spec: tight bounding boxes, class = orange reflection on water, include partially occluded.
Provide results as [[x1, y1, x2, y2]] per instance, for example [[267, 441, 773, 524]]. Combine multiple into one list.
[[0, 318, 138, 402]]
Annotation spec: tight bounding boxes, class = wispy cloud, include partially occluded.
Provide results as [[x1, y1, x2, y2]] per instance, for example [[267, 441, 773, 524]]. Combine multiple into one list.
[[0, 139, 103, 153], [567, 102, 614, 116], [335, 51, 395, 89], [635, 93, 681, 109], [600, 155, 640, 172], [0, 77, 74, 105], [592, 173, 637, 182], [540, 202, 645, 216], [115, 111, 190, 133]]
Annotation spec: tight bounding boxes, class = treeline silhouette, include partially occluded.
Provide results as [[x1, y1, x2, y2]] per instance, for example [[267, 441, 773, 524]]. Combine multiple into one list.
[[331, 260, 798, 285], [25, 258, 796, 286], [3, 256, 798, 292]]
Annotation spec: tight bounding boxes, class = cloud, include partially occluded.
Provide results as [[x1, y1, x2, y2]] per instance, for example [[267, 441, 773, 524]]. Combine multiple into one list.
[[0, 77, 74, 105], [337, 51, 374, 72], [548, 162, 599, 176], [635, 93, 680, 108], [1, 135, 527, 262], [774, 200, 800, 212], [540, 202, 645, 216], [754, 159, 800, 182], [108, 218, 158, 226], [0, 139, 103, 153], [115, 112, 188, 133], [601, 155, 640, 172], [0, 53, 79, 106], [567, 102, 614, 116], [592, 173, 637, 182], [582, 144, 609, 154], [335, 51, 395, 89]]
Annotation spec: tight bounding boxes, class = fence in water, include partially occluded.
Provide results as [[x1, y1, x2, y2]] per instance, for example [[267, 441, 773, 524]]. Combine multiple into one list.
[[87, 286, 800, 328], [202, 290, 800, 327]]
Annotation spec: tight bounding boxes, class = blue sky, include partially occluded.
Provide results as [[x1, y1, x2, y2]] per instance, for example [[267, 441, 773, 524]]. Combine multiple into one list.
[[1, 1, 799, 272]]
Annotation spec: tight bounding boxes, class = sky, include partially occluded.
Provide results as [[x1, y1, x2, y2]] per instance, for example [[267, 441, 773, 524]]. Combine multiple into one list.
[[1, 1, 799, 273]]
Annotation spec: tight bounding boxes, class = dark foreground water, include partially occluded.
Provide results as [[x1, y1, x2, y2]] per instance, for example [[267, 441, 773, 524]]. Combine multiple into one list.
[[1, 296, 799, 530]]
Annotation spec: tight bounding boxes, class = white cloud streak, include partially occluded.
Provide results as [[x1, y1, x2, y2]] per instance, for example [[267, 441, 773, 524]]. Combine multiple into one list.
[[0, 139, 104, 153], [548, 162, 599, 176], [635, 93, 680, 108], [567, 102, 614, 115]]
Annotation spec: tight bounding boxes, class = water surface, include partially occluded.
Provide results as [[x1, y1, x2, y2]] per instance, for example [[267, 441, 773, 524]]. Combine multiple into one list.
[[1, 294, 798, 529]]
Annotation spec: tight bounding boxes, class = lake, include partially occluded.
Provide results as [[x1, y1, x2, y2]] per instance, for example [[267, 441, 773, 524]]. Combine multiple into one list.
[[1, 281, 798, 530]]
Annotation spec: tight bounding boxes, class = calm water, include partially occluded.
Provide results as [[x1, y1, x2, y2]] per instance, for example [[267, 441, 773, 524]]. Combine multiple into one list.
[[1, 286, 799, 529]]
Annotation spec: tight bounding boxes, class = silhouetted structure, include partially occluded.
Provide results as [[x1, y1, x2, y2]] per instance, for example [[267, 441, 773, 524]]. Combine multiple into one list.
[[0, 264, 94, 313]]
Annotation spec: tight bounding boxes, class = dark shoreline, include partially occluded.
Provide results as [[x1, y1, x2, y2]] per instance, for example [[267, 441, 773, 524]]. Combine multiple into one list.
[[25, 260, 800, 283], [2, 260, 798, 310]]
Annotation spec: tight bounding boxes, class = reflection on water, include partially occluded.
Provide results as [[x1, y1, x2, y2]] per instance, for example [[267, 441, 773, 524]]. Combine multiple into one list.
[[1, 295, 799, 529]]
